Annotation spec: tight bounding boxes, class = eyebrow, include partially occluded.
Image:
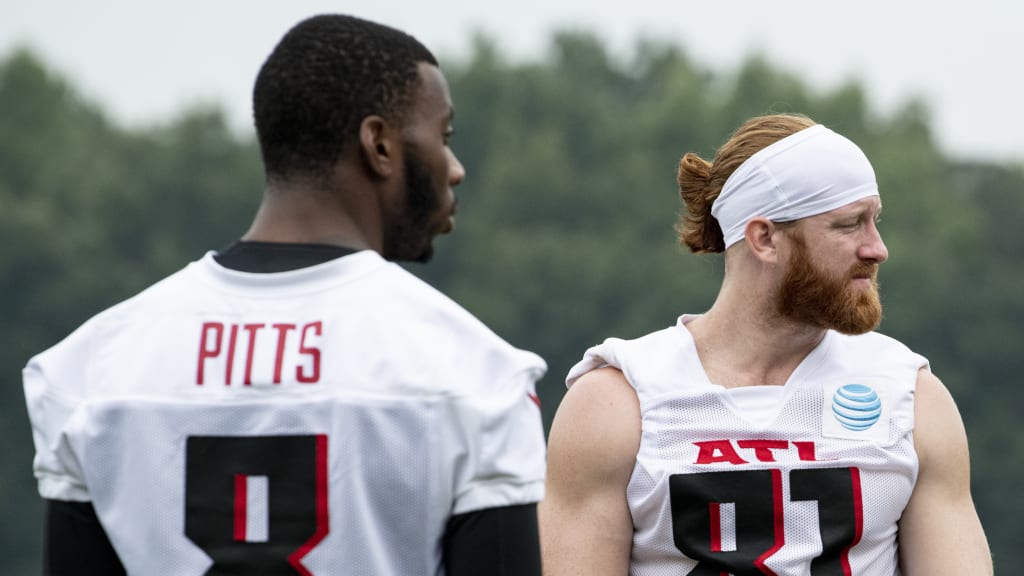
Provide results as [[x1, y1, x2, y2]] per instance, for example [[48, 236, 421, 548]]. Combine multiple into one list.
[[831, 202, 881, 222]]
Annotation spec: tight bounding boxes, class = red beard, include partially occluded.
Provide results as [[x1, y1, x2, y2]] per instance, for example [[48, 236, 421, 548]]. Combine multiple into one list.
[[777, 232, 882, 335]]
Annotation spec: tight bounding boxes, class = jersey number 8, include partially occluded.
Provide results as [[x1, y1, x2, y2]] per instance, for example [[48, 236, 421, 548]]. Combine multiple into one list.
[[185, 435, 329, 575]]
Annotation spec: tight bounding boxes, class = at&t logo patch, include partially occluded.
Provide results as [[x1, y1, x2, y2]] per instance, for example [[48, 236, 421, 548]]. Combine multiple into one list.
[[822, 381, 890, 442], [832, 384, 881, 431]]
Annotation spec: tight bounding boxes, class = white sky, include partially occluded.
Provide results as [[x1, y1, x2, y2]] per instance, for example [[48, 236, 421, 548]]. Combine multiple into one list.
[[2, 0, 1021, 163]]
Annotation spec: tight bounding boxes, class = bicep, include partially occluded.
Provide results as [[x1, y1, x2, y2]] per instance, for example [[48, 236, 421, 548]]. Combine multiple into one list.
[[898, 370, 992, 575], [44, 499, 126, 576], [540, 368, 641, 576]]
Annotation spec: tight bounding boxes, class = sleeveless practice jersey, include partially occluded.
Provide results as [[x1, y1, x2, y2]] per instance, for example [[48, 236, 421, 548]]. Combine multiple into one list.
[[566, 315, 928, 576], [24, 250, 547, 575]]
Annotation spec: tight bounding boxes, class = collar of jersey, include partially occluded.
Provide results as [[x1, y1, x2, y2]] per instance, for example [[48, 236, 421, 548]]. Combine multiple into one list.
[[192, 249, 386, 295]]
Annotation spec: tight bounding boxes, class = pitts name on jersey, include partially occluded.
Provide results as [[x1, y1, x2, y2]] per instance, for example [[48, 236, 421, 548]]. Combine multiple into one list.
[[196, 320, 323, 386], [694, 439, 819, 465]]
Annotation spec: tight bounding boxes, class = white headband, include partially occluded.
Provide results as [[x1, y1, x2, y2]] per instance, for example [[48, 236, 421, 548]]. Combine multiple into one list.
[[711, 124, 879, 249]]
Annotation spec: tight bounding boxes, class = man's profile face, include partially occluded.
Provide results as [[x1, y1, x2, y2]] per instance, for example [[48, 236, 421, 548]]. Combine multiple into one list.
[[382, 63, 464, 263], [776, 229, 883, 335], [386, 148, 444, 262]]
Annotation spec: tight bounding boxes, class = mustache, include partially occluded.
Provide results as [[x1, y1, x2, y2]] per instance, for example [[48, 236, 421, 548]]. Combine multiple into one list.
[[851, 262, 878, 279]]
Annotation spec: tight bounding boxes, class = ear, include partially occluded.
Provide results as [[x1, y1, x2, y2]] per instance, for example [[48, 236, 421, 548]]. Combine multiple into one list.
[[743, 217, 781, 263], [358, 115, 398, 178]]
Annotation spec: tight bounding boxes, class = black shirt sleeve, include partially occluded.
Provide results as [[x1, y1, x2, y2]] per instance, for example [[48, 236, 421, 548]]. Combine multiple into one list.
[[45, 494, 541, 576], [44, 499, 126, 576], [443, 503, 542, 576]]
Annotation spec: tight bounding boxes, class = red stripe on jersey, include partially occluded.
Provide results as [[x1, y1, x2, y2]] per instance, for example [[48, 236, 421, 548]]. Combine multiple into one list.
[[288, 434, 330, 575], [709, 501, 722, 552], [754, 469, 784, 576], [528, 392, 541, 408], [842, 468, 865, 576], [233, 473, 247, 542]]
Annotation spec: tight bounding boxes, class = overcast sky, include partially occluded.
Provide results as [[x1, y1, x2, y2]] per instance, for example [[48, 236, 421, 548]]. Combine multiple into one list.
[[3, 0, 1021, 163]]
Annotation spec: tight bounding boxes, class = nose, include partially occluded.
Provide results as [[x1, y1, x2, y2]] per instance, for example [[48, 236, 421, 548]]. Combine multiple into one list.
[[447, 147, 465, 187], [859, 220, 888, 263]]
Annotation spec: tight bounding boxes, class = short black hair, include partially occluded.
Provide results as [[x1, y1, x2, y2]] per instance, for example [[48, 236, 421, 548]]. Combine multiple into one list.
[[253, 14, 438, 180]]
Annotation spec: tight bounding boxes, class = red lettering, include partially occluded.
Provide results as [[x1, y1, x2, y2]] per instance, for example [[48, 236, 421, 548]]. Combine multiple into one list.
[[297, 322, 322, 384], [198, 320, 324, 387], [242, 323, 265, 386], [737, 440, 790, 462], [197, 322, 223, 385], [695, 440, 748, 465], [793, 441, 817, 461], [694, 439, 820, 465], [271, 324, 296, 384]]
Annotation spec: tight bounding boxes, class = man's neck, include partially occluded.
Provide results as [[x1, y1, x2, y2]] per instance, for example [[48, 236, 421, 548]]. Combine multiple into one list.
[[242, 180, 379, 251], [685, 302, 827, 389]]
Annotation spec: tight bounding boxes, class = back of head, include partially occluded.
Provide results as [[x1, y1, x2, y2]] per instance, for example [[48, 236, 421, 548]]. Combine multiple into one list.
[[253, 14, 438, 182], [676, 114, 816, 253]]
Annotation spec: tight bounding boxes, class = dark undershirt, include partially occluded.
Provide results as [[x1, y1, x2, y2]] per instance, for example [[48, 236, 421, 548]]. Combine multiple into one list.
[[44, 241, 541, 576], [213, 240, 357, 272]]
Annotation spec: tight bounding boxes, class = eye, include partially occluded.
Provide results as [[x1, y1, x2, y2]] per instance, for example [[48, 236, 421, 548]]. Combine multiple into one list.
[[444, 128, 455, 146]]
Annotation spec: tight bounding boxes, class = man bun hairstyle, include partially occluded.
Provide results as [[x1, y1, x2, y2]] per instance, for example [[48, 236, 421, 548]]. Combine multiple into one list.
[[676, 113, 816, 254], [253, 14, 438, 181]]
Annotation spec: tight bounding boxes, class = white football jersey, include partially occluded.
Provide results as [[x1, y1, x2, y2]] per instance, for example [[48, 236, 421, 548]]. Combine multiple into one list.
[[24, 250, 547, 575], [567, 315, 927, 576]]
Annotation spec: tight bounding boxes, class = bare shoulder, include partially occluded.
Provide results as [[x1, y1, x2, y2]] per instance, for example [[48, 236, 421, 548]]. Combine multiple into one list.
[[912, 368, 969, 467], [914, 368, 955, 408], [547, 367, 642, 484]]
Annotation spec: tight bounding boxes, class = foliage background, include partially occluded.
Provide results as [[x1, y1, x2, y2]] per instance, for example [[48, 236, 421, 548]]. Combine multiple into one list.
[[1, 32, 1021, 572]]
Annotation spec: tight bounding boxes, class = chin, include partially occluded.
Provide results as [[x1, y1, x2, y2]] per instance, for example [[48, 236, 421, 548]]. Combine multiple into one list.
[[412, 247, 434, 263], [404, 236, 435, 263]]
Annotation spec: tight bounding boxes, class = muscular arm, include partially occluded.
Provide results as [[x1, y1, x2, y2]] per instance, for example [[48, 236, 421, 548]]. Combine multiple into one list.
[[898, 369, 992, 575], [539, 367, 641, 576]]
